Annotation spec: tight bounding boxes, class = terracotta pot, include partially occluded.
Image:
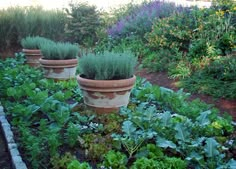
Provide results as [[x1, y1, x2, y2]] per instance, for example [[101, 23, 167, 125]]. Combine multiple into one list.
[[39, 58, 78, 80], [77, 75, 136, 113], [22, 49, 42, 68]]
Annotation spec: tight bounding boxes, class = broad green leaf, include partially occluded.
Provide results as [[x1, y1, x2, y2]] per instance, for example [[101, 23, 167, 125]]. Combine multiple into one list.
[[122, 121, 136, 137], [156, 137, 176, 149], [196, 110, 211, 125], [227, 159, 236, 168], [204, 138, 219, 157], [186, 152, 203, 161], [174, 123, 190, 142], [160, 111, 171, 126]]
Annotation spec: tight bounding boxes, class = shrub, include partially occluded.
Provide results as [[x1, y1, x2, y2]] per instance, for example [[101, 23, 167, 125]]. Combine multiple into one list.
[[41, 42, 79, 60], [65, 2, 101, 47], [79, 51, 137, 80], [107, 1, 179, 39], [20, 36, 53, 49], [180, 56, 236, 98]]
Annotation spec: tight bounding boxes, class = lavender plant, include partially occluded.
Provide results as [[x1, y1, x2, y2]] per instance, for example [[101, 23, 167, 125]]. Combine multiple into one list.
[[107, 1, 180, 38]]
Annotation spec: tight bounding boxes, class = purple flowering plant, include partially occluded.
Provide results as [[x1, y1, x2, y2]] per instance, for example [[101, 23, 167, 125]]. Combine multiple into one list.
[[107, 1, 180, 38]]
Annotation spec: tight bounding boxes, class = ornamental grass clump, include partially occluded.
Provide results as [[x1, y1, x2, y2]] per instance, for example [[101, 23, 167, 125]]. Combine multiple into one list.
[[21, 36, 53, 49], [41, 42, 79, 60], [79, 51, 137, 80]]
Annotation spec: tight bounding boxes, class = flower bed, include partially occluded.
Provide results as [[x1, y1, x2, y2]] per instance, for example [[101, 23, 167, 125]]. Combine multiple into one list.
[[0, 56, 235, 168]]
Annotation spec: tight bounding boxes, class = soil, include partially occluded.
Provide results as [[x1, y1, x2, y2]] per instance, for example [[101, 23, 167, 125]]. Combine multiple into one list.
[[0, 127, 12, 169], [136, 68, 236, 121]]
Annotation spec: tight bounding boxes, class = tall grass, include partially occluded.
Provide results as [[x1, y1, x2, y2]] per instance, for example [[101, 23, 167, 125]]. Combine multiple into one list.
[[0, 6, 67, 52]]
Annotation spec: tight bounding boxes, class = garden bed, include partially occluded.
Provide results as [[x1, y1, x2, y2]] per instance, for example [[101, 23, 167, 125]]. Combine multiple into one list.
[[0, 57, 236, 169]]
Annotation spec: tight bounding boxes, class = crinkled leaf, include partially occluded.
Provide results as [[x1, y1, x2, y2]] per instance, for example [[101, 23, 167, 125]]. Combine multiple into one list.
[[122, 121, 136, 137]]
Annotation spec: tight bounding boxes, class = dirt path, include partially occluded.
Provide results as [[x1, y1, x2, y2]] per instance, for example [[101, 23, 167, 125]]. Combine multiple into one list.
[[137, 68, 236, 121], [0, 128, 12, 169]]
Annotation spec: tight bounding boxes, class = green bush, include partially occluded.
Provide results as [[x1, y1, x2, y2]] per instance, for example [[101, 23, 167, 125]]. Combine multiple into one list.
[[20, 36, 53, 49], [0, 6, 67, 52], [180, 56, 236, 99], [41, 42, 79, 60], [79, 51, 137, 80], [65, 2, 101, 47]]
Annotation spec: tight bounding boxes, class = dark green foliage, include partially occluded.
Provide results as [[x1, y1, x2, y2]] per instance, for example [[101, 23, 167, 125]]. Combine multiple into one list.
[[101, 150, 128, 169], [180, 56, 236, 98], [21, 36, 53, 49], [136, 144, 164, 160], [41, 42, 79, 60], [131, 157, 165, 169], [79, 51, 137, 80], [65, 2, 101, 47], [131, 157, 187, 169], [67, 160, 92, 169], [0, 57, 235, 168], [65, 122, 80, 148]]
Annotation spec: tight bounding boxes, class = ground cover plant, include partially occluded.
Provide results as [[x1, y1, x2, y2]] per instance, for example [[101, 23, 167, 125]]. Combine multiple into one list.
[[0, 55, 235, 169]]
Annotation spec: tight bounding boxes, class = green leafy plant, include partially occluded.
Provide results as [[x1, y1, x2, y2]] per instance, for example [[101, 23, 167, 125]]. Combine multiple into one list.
[[41, 42, 79, 60], [101, 150, 128, 169], [65, 122, 81, 148], [20, 36, 53, 49], [67, 160, 92, 169], [79, 51, 137, 80], [131, 157, 165, 169]]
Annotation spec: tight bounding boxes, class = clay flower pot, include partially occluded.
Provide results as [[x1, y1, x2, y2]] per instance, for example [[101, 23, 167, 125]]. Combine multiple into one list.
[[39, 58, 78, 80], [77, 75, 136, 113], [22, 49, 42, 68]]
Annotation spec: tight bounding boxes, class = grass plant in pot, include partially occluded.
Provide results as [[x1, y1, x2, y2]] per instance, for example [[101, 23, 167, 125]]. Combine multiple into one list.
[[21, 36, 51, 67], [39, 42, 79, 80], [77, 51, 137, 113]]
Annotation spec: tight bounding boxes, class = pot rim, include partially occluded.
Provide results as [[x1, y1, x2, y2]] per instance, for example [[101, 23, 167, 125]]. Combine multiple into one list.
[[22, 48, 41, 55], [77, 74, 136, 92], [39, 58, 78, 68]]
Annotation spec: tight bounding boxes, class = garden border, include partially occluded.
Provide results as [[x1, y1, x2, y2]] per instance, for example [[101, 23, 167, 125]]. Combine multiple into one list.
[[0, 105, 27, 169]]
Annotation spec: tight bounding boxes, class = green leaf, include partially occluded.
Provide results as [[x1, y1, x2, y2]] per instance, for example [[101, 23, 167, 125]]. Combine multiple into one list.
[[122, 121, 136, 137], [156, 137, 176, 149], [186, 152, 203, 161], [174, 123, 190, 142], [160, 111, 171, 127], [204, 138, 219, 157], [196, 110, 211, 126]]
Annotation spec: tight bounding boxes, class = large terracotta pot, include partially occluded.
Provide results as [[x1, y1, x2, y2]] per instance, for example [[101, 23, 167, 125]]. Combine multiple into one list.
[[77, 75, 136, 113], [22, 49, 42, 68], [39, 58, 78, 80]]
